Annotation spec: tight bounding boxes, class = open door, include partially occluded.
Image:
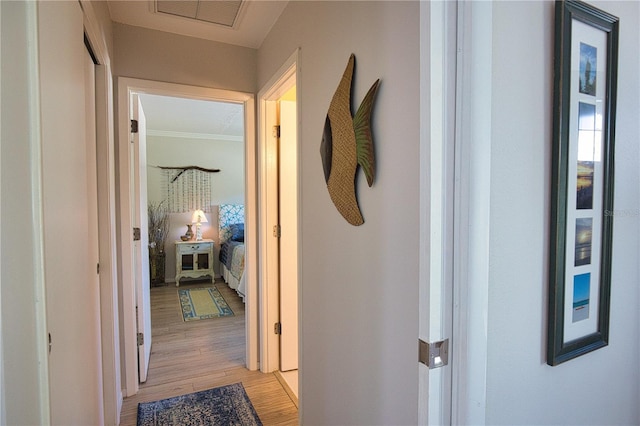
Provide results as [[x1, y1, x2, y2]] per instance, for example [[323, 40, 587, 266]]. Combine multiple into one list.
[[257, 51, 300, 375], [278, 96, 298, 372], [131, 95, 152, 382]]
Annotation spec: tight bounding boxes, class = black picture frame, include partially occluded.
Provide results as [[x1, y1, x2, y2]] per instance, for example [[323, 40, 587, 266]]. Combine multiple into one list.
[[548, 0, 619, 366]]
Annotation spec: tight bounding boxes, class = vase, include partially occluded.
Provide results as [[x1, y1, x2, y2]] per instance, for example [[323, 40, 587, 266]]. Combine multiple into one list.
[[149, 251, 166, 287], [185, 224, 193, 240]]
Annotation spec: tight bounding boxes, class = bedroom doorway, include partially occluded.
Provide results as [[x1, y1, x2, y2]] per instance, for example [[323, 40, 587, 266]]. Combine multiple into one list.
[[257, 49, 300, 399], [117, 77, 258, 396]]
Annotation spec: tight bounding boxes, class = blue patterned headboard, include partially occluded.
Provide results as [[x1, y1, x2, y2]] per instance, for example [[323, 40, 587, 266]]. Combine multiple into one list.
[[218, 204, 245, 243]]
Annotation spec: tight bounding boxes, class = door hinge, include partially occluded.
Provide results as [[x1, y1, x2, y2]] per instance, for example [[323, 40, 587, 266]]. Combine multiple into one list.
[[274, 322, 282, 335], [419, 338, 449, 369], [48, 333, 52, 354], [133, 227, 141, 241], [273, 125, 281, 138], [97, 263, 100, 274], [273, 224, 281, 238], [137, 332, 144, 346], [131, 119, 138, 133]]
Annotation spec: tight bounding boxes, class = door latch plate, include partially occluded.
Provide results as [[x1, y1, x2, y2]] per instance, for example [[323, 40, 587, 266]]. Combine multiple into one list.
[[419, 338, 449, 369]]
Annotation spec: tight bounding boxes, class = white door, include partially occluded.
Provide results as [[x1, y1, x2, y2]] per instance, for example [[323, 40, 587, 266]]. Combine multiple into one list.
[[257, 56, 299, 373], [278, 99, 298, 372], [132, 95, 152, 382], [39, 1, 103, 422]]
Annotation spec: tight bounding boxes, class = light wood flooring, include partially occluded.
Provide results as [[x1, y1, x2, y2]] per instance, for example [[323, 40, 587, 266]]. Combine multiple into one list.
[[119, 279, 299, 425]]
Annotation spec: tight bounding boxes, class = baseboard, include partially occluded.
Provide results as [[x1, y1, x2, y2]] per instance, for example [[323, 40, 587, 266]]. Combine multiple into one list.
[[116, 389, 123, 425], [274, 371, 298, 408]]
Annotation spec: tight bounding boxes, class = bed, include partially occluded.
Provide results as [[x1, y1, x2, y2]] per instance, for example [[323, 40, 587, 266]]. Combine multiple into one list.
[[218, 204, 246, 301]]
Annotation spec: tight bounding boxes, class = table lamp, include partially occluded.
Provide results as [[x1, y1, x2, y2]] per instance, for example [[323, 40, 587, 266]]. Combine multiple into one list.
[[191, 209, 208, 241]]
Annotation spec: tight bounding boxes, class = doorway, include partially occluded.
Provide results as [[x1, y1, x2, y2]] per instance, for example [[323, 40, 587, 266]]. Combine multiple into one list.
[[257, 50, 300, 399], [117, 78, 257, 396]]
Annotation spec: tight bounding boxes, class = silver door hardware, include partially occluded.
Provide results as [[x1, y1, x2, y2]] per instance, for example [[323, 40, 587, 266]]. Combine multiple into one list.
[[133, 227, 141, 241], [418, 338, 449, 369], [273, 225, 281, 238], [137, 332, 144, 346]]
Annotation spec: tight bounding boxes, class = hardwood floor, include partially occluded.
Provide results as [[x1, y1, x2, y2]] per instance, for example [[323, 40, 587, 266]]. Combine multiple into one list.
[[119, 279, 299, 425]]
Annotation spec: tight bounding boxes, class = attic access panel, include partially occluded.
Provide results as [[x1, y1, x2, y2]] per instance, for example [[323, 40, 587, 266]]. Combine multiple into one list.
[[156, 0, 244, 28]]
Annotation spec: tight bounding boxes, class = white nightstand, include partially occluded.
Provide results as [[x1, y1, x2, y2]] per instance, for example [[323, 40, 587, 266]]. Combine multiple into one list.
[[175, 239, 215, 286]]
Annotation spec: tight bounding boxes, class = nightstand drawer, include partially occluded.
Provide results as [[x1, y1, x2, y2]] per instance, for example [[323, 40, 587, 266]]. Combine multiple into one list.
[[177, 242, 210, 254]]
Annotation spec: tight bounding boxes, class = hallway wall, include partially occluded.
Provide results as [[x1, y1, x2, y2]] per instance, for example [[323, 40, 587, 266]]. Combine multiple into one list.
[[484, 1, 639, 424], [258, 1, 640, 425], [258, 2, 421, 424], [1, 1, 113, 424]]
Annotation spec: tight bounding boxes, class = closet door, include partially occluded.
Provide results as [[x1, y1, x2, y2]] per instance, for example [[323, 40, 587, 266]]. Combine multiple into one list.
[[39, 1, 103, 422]]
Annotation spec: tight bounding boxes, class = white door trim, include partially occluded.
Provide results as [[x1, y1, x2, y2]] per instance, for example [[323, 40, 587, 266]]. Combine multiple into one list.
[[451, 1, 492, 424], [419, 2, 493, 424], [256, 49, 300, 373], [25, 2, 51, 423], [80, 1, 122, 422], [418, 1, 457, 424], [117, 77, 258, 395]]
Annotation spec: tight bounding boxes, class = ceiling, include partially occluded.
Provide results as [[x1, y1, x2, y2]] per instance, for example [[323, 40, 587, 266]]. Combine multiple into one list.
[[138, 94, 245, 141], [108, 1, 284, 139], [107, 0, 288, 49]]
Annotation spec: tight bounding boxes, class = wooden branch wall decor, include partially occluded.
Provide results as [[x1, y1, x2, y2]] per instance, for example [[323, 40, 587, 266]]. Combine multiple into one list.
[[160, 168, 214, 213], [156, 165, 221, 183], [320, 54, 380, 226]]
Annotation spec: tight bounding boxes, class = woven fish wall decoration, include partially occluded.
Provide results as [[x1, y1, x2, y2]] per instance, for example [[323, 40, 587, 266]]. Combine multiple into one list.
[[320, 54, 380, 226]]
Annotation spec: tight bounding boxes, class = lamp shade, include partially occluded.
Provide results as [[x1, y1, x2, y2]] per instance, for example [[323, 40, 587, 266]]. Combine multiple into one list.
[[191, 209, 208, 224]]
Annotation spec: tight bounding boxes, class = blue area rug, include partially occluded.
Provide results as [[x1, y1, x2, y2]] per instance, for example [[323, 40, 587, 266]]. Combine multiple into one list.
[[137, 383, 262, 426]]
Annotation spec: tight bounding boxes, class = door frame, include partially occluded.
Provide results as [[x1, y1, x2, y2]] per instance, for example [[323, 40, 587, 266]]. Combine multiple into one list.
[[418, 1, 457, 424], [117, 77, 257, 396], [450, 1, 493, 424], [418, 1, 492, 424], [81, 1, 122, 423], [256, 49, 300, 373]]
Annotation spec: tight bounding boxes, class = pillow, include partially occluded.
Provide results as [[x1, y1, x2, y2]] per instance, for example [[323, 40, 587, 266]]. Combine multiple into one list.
[[229, 223, 244, 242]]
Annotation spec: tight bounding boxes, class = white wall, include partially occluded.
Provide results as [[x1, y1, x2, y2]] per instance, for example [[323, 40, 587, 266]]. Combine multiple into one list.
[[258, 2, 421, 424], [113, 23, 257, 93], [146, 135, 244, 281], [146, 136, 244, 207], [259, 1, 640, 424], [484, 1, 639, 425], [0, 2, 48, 424]]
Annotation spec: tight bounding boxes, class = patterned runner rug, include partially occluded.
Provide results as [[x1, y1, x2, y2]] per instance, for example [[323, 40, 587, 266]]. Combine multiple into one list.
[[137, 383, 262, 426], [178, 286, 234, 321]]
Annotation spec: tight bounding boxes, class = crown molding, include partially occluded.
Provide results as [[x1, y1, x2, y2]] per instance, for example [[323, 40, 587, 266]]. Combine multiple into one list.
[[147, 129, 243, 142]]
